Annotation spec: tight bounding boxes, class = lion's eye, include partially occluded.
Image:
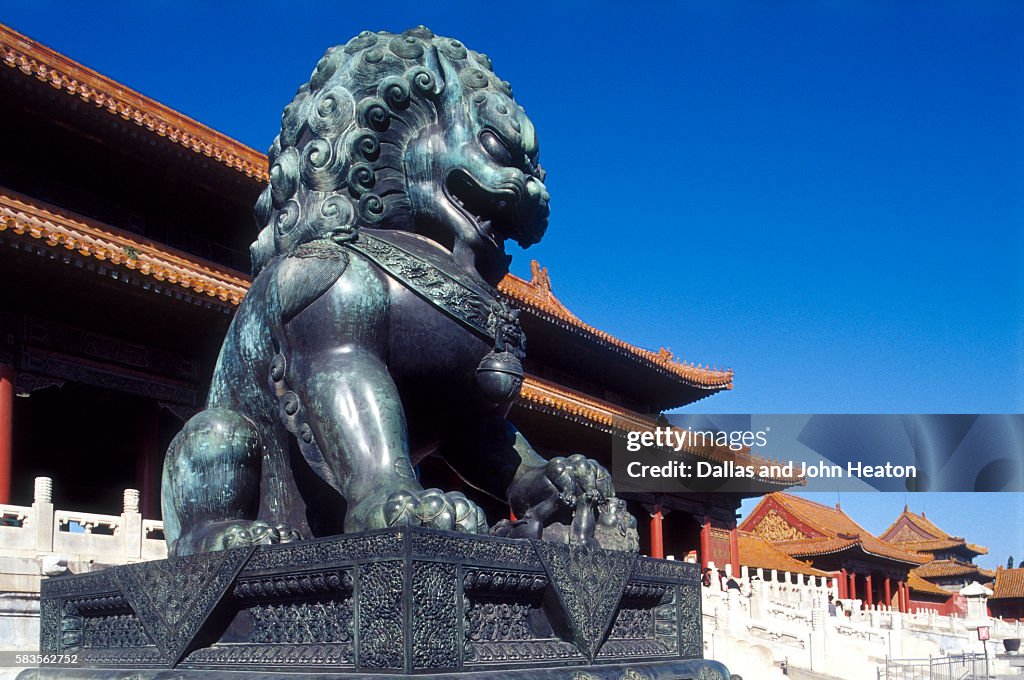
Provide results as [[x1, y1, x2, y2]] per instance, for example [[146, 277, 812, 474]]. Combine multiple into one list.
[[480, 130, 513, 166]]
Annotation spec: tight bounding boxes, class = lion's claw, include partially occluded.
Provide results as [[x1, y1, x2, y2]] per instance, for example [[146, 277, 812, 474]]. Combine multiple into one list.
[[383, 488, 488, 533], [545, 454, 613, 504], [217, 520, 302, 550]]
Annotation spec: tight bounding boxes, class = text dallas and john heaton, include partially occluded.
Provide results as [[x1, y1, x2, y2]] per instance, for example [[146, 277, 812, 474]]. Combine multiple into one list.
[[624, 427, 918, 480]]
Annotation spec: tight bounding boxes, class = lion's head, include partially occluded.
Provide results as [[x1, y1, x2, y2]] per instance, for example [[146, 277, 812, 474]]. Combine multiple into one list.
[[251, 27, 550, 284]]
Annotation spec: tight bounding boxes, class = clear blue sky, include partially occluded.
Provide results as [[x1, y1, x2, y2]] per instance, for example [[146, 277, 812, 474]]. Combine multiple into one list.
[[3, 3, 1021, 567]]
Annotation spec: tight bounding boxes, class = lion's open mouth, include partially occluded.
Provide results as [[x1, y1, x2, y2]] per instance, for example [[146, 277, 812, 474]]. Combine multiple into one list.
[[445, 169, 523, 247]]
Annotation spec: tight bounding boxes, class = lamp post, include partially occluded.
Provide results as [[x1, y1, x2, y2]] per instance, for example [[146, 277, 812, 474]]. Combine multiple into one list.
[[978, 625, 990, 678]]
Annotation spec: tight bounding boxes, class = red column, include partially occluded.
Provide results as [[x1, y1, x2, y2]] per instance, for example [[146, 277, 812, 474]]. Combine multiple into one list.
[[700, 515, 712, 568], [650, 506, 664, 559], [865, 573, 874, 606], [884, 576, 892, 609], [0, 364, 13, 505], [848, 571, 857, 601], [839, 569, 848, 599], [728, 521, 740, 573], [901, 581, 909, 613]]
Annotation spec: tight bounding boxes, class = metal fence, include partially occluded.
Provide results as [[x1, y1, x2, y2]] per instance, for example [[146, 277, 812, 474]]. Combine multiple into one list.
[[877, 653, 987, 680]]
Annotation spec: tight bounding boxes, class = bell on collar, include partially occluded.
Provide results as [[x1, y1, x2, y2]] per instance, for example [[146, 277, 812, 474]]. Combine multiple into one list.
[[476, 350, 524, 407]]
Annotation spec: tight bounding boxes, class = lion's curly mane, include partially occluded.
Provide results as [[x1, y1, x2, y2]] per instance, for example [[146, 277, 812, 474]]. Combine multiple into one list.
[[250, 26, 521, 275]]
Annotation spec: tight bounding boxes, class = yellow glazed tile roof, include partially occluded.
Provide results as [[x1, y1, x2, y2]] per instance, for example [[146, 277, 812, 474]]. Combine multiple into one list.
[[991, 567, 1024, 600], [0, 23, 268, 181], [742, 493, 929, 566]]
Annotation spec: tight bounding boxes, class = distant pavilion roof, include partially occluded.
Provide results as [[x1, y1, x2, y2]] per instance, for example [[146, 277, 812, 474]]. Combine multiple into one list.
[[737, 530, 830, 578], [907, 572, 952, 597], [991, 568, 1024, 600], [912, 559, 989, 580], [880, 506, 988, 558], [740, 493, 928, 566]]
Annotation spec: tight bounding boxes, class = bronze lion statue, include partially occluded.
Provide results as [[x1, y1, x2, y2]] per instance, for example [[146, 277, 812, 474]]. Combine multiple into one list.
[[161, 27, 636, 557]]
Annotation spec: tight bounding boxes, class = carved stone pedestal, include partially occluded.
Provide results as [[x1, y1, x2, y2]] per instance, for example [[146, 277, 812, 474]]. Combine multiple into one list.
[[28, 527, 730, 679]]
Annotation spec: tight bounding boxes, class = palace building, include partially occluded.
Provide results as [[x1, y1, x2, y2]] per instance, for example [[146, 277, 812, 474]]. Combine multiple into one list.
[[905, 573, 958, 613], [880, 505, 994, 588], [740, 493, 926, 611], [989, 567, 1024, 621], [0, 22, 798, 568], [878, 505, 995, 614]]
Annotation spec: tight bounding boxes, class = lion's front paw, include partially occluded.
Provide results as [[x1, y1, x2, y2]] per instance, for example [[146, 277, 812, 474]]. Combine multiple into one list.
[[546, 453, 614, 503], [216, 520, 302, 550], [383, 488, 488, 533]]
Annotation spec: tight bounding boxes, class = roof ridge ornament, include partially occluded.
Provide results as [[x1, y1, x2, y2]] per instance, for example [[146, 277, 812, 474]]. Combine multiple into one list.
[[529, 259, 552, 292]]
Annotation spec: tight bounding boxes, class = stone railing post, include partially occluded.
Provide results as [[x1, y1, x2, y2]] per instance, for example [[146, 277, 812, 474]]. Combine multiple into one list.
[[726, 578, 743, 636], [32, 476, 54, 553], [890, 604, 903, 657], [753, 568, 766, 599], [810, 608, 826, 671], [707, 561, 722, 592], [749, 576, 763, 620], [122, 488, 142, 560]]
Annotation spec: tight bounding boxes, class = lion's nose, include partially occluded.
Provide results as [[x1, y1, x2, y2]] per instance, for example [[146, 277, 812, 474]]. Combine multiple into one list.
[[526, 176, 549, 205]]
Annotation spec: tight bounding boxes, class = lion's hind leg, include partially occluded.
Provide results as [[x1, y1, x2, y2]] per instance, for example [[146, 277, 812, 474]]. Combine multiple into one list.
[[161, 408, 293, 556]]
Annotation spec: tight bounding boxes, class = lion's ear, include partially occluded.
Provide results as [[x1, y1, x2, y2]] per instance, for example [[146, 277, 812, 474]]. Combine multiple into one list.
[[431, 45, 463, 114]]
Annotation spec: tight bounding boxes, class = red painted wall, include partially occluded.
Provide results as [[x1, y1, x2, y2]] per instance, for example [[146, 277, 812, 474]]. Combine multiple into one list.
[[908, 593, 963, 616]]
